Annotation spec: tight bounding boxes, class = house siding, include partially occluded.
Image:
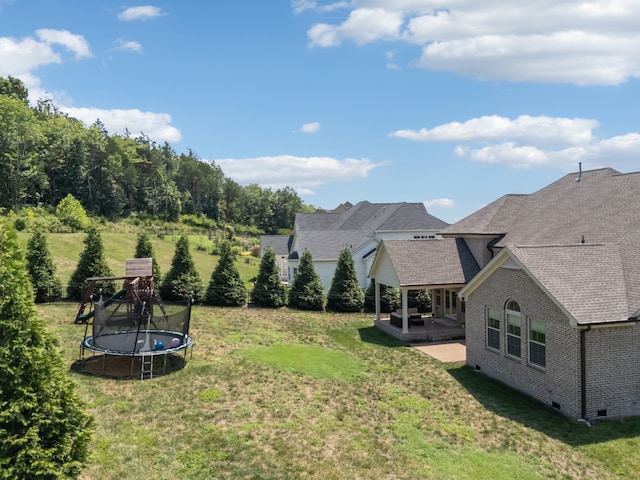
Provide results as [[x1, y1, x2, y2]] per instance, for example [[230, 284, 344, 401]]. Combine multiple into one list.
[[463, 237, 496, 269], [466, 267, 583, 418], [315, 261, 339, 292], [371, 250, 399, 288]]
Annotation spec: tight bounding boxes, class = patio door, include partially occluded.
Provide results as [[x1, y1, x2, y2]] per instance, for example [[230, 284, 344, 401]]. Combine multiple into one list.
[[444, 290, 457, 319]]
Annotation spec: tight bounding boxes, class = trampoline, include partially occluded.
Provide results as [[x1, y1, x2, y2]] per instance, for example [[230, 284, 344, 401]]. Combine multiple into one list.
[[79, 292, 194, 379]]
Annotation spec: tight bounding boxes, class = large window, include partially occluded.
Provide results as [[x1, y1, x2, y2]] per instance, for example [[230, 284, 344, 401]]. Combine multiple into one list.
[[486, 307, 500, 351], [505, 300, 521, 359], [529, 318, 546, 368]]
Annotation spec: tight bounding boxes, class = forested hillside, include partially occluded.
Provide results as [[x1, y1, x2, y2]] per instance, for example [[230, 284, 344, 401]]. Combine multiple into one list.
[[0, 76, 316, 234]]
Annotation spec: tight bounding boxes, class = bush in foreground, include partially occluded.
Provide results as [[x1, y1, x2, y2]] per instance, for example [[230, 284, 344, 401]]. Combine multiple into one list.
[[0, 223, 93, 479]]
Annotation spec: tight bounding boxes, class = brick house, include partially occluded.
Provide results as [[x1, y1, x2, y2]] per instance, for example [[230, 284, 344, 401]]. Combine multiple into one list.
[[441, 168, 640, 420]]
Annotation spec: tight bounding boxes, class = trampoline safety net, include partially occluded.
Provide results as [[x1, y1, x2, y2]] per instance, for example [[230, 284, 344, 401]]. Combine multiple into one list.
[[91, 296, 191, 354]]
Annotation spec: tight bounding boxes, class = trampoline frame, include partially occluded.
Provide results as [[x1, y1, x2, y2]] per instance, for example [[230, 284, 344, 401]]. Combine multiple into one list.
[[78, 292, 194, 379], [80, 330, 194, 378]]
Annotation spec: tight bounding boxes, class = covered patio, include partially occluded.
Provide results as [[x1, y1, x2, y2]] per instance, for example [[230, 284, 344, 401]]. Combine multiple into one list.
[[369, 238, 480, 343], [376, 314, 465, 343]]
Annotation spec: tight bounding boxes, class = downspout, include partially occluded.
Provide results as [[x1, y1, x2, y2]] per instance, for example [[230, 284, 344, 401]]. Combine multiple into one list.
[[580, 325, 592, 424]]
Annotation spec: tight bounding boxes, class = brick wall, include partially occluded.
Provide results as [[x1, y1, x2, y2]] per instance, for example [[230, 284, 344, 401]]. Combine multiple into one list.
[[465, 265, 640, 419], [584, 326, 640, 418]]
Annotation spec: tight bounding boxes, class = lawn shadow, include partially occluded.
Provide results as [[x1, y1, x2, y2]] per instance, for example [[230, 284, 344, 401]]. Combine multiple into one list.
[[70, 353, 188, 380], [447, 364, 640, 446], [357, 326, 405, 348]]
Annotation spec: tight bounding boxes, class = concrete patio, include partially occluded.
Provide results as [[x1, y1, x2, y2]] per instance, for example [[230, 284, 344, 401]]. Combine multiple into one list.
[[375, 315, 465, 343]]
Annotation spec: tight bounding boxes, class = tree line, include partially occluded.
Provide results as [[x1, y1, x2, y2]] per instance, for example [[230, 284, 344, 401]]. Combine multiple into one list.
[[0, 76, 314, 234]]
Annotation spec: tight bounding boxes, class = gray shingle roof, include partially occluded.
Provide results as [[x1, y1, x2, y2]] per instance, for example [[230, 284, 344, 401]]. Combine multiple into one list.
[[382, 238, 480, 287], [292, 201, 449, 260], [509, 244, 629, 324], [260, 235, 291, 256], [448, 167, 640, 320], [441, 194, 529, 236]]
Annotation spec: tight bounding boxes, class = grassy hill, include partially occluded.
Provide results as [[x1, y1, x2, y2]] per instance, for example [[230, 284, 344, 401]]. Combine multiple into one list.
[[17, 225, 260, 289]]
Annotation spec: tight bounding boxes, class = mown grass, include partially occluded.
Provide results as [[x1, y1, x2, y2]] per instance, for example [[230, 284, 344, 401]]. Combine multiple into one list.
[[17, 229, 259, 288], [38, 303, 640, 480]]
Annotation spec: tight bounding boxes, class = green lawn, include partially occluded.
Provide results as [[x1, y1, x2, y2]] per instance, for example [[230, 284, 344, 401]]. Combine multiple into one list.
[[17, 229, 259, 289], [38, 303, 640, 480]]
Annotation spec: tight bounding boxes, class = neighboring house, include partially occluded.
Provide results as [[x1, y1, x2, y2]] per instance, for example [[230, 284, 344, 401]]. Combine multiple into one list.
[[439, 167, 640, 420], [287, 201, 449, 291], [259, 235, 292, 283]]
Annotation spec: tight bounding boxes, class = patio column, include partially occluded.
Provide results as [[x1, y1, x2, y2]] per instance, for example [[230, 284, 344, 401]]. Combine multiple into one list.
[[374, 280, 381, 322], [401, 288, 409, 334]]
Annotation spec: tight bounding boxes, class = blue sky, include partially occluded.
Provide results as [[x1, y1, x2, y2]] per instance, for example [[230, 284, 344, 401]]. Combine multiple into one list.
[[2, 1, 639, 223]]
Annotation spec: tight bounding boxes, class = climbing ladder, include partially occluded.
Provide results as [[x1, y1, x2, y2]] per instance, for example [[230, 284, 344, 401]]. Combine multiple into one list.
[[140, 353, 154, 380]]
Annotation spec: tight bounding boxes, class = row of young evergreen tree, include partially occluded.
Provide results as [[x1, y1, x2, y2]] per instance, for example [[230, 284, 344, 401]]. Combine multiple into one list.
[[0, 76, 314, 234], [26, 224, 430, 312]]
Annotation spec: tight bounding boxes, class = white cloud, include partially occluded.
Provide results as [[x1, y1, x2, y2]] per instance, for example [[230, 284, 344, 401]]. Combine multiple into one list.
[[302, 1, 640, 85], [385, 50, 400, 69], [424, 198, 455, 209], [292, 1, 350, 15], [390, 115, 598, 146], [213, 155, 385, 193], [36, 29, 91, 59], [298, 121, 321, 133], [0, 29, 179, 144], [396, 114, 640, 172], [455, 135, 640, 172], [0, 29, 91, 100], [115, 39, 143, 53], [309, 8, 403, 47], [118, 6, 165, 21], [60, 106, 182, 144]]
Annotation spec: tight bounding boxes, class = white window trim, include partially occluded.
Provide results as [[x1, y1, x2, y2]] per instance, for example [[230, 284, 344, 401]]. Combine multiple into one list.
[[505, 301, 522, 360], [486, 307, 500, 352], [528, 318, 546, 369]]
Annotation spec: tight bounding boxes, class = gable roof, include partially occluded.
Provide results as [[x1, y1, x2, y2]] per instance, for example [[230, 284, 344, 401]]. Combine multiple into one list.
[[260, 235, 291, 256], [371, 238, 480, 288], [451, 167, 640, 322], [460, 244, 630, 325], [291, 201, 449, 260], [443, 167, 633, 246]]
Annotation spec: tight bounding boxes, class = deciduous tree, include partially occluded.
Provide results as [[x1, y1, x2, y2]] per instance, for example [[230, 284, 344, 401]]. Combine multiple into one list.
[[56, 193, 89, 232]]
